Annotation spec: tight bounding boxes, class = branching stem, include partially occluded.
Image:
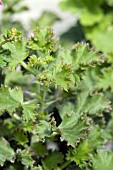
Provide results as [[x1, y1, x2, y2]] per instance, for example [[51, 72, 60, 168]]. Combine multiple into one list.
[[21, 61, 36, 76]]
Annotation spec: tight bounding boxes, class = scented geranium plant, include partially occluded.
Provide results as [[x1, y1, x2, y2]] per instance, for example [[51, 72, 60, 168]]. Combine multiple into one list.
[[0, 27, 113, 170]]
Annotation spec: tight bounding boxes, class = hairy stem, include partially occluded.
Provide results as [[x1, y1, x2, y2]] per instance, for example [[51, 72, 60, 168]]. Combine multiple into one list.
[[41, 91, 46, 112], [21, 61, 36, 76]]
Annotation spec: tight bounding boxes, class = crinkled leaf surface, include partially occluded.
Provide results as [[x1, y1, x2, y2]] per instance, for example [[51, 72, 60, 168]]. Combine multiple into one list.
[[71, 43, 104, 68], [88, 125, 104, 150], [18, 149, 34, 168], [58, 113, 91, 146], [22, 100, 39, 122], [78, 68, 99, 91], [35, 120, 51, 140], [59, 102, 75, 119], [0, 137, 15, 166], [0, 86, 23, 116], [75, 91, 111, 115], [28, 27, 54, 54], [96, 68, 113, 92], [2, 39, 28, 70], [53, 63, 75, 91], [61, 43, 104, 69], [92, 150, 113, 170], [37, 43, 103, 91], [9, 87, 23, 103], [14, 130, 28, 145]]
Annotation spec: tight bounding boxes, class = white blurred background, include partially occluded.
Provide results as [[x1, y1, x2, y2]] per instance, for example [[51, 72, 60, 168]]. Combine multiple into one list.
[[14, 0, 77, 36]]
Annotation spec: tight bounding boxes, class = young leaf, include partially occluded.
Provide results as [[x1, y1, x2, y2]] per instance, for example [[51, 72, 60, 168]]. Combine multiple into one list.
[[14, 131, 28, 145], [34, 120, 51, 141], [53, 62, 75, 91], [28, 27, 55, 54], [2, 37, 28, 70], [22, 100, 39, 123], [37, 62, 75, 91]]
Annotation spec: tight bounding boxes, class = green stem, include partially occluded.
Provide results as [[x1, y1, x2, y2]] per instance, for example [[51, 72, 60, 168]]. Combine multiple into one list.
[[21, 61, 36, 76], [60, 160, 72, 170], [50, 131, 59, 138], [41, 91, 46, 112], [38, 84, 40, 94], [43, 91, 46, 101]]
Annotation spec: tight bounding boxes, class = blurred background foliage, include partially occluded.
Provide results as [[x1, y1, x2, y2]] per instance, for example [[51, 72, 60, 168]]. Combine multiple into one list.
[[60, 0, 113, 53], [0, 0, 29, 34]]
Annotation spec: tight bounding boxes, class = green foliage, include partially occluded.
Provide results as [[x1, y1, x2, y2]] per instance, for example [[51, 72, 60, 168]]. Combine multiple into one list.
[[88, 125, 105, 150], [17, 148, 34, 168], [35, 120, 51, 140], [60, 0, 104, 26], [0, 86, 23, 116], [60, 0, 113, 53], [31, 142, 47, 156], [28, 27, 54, 54], [0, 26, 113, 170], [0, 137, 15, 166], [31, 11, 61, 29], [22, 100, 39, 123], [66, 140, 91, 167], [58, 113, 91, 146], [96, 68, 113, 91], [92, 150, 113, 170], [2, 38, 28, 70], [42, 151, 64, 170], [75, 91, 111, 115], [0, 0, 29, 34]]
